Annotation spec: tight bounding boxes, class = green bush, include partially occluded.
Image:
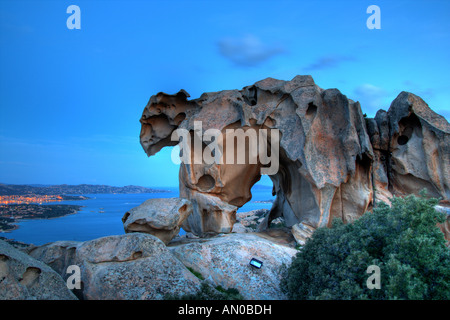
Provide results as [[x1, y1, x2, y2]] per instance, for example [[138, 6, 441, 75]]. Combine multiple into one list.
[[281, 192, 450, 300], [186, 266, 205, 280]]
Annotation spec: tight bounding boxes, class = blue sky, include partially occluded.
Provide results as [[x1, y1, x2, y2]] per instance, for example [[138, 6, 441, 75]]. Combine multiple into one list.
[[0, 0, 449, 187]]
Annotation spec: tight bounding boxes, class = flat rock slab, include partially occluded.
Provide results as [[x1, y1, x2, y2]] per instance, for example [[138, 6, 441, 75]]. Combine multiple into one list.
[[168, 233, 297, 300]]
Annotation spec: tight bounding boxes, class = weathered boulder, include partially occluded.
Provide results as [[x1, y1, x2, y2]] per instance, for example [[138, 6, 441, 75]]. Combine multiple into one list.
[[168, 233, 297, 300], [27, 240, 83, 297], [27, 241, 81, 277], [181, 191, 237, 236], [234, 209, 269, 233], [367, 92, 450, 202], [366, 92, 450, 240], [28, 233, 202, 300], [122, 198, 192, 244], [73, 233, 201, 300], [386, 92, 450, 199], [0, 239, 77, 300]]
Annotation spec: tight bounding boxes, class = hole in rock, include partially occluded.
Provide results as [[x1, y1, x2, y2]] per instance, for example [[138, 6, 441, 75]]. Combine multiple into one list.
[[243, 86, 258, 106], [237, 176, 276, 230], [178, 204, 188, 213], [305, 102, 318, 120], [19, 267, 41, 287], [196, 174, 215, 192], [174, 112, 186, 125], [397, 135, 409, 145], [397, 113, 422, 146], [132, 251, 143, 259]]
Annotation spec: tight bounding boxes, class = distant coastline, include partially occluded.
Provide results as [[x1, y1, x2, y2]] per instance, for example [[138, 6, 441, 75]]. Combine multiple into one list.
[[0, 183, 170, 196], [0, 183, 171, 233]]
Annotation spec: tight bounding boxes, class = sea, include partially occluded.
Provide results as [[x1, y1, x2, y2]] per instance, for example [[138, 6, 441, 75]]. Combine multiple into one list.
[[1, 185, 275, 246]]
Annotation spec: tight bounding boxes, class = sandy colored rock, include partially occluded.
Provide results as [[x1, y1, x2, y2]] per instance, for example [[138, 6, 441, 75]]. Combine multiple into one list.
[[140, 75, 374, 236], [168, 233, 297, 300], [0, 239, 77, 300], [291, 222, 315, 246], [139, 75, 450, 241], [122, 198, 192, 244], [386, 92, 450, 199], [28, 234, 203, 300]]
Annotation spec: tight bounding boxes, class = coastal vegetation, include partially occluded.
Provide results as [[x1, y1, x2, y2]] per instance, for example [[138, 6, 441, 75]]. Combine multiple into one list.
[[281, 193, 450, 300]]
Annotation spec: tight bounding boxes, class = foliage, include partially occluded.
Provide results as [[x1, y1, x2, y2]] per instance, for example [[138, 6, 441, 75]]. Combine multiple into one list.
[[165, 282, 244, 300], [281, 192, 450, 300], [186, 266, 205, 280]]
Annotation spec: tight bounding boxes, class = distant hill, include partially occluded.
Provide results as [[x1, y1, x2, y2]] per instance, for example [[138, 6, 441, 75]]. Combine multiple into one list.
[[0, 184, 170, 196]]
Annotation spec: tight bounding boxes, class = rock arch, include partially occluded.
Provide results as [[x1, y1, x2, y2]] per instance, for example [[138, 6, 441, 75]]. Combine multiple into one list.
[[139, 76, 450, 239]]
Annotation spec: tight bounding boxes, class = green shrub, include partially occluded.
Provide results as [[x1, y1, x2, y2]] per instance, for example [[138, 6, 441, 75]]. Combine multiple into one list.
[[281, 192, 450, 300], [186, 266, 205, 280]]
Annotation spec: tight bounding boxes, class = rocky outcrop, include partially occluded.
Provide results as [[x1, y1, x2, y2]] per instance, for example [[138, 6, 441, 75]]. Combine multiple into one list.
[[0, 239, 77, 300], [291, 222, 315, 246], [386, 92, 449, 199], [168, 233, 297, 299], [139, 75, 450, 241], [29, 233, 202, 300], [122, 198, 192, 244], [233, 209, 269, 233], [140, 75, 374, 238], [74, 233, 201, 300], [367, 92, 450, 238]]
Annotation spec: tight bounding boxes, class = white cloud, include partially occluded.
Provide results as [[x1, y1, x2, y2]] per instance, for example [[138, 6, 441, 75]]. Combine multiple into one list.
[[218, 34, 286, 67]]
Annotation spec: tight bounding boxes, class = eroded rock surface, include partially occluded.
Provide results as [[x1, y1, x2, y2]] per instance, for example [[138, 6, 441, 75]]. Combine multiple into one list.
[[0, 239, 77, 300], [386, 92, 450, 199], [75, 233, 201, 300], [29, 234, 202, 300], [122, 197, 192, 244], [139, 75, 450, 241], [168, 233, 297, 300]]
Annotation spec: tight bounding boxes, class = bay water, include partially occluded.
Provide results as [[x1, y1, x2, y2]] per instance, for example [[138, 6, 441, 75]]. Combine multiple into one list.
[[2, 185, 275, 245]]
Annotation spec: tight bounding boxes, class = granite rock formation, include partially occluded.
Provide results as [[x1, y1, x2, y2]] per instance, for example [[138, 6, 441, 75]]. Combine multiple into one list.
[[27, 232, 298, 300], [139, 75, 450, 241], [0, 239, 77, 300], [169, 233, 297, 299], [29, 233, 202, 300]]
